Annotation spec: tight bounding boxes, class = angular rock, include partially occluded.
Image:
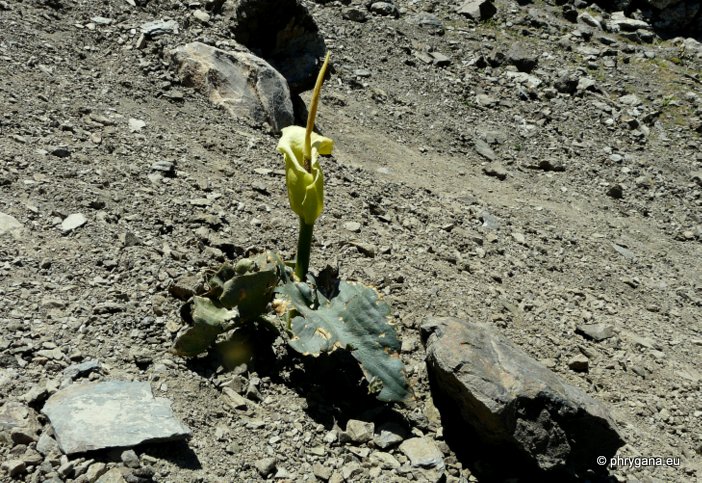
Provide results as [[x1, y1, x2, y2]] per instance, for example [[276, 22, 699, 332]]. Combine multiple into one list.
[[474, 138, 496, 161], [1, 459, 26, 478], [576, 323, 615, 342], [422, 317, 623, 476], [0, 402, 41, 445], [96, 468, 128, 483], [230, 0, 326, 93], [170, 42, 294, 132], [61, 213, 87, 234], [399, 437, 444, 470], [42, 381, 191, 454], [345, 419, 374, 444], [409, 12, 445, 35], [62, 360, 101, 381], [610, 11, 651, 31], [0, 212, 23, 238], [141, 19, 179, 38], [457, 0, 497, 21], [342, 7, 368, 22], [369, 2, 400, 18], [254, 457, 277, 476], [373, 421, 407, 449], [483, 163, 508, 180], [36, 432, 61, 456], [568, 354, 590, 373], [506, 46, 538, 73]]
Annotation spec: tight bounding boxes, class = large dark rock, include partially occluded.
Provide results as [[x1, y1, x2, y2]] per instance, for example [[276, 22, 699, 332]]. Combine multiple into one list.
[[651, 0, 701, 34], [421, 317, 624, 479], [230, 0, 327, 93]]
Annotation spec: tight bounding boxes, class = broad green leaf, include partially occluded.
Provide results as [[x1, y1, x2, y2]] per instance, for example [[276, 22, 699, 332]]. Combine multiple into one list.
[[173, 296, 238, 356], [219, 270, 278, 319], [277, 280, 410, 402]]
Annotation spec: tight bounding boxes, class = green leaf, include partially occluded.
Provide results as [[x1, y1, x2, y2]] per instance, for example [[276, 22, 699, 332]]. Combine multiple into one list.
[[277, 280, 410, 402], [208, 263, 237, 297], [219, 270, 278, 319], [173, 296, 238, 356]]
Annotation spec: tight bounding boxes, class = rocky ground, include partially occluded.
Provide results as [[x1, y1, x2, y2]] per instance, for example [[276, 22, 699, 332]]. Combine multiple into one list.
[[1, 0, 701, 482]]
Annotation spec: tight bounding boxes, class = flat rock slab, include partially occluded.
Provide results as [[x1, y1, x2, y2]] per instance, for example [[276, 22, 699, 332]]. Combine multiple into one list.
[[422, 317, 623, 476], [42, 381, 191, 454]]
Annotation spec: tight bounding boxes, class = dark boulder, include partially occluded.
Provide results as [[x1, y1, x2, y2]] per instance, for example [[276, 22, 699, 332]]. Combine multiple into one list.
[[230, 0, 327, 93], [422, 317, 624, 479]]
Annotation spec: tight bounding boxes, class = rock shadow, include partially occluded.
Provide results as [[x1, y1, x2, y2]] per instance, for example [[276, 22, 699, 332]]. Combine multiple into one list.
[[285, 350, 404, 429]]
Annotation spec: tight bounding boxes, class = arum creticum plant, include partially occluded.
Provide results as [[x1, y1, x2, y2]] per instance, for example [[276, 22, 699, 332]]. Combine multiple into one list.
[[277, 52, 332, 281]]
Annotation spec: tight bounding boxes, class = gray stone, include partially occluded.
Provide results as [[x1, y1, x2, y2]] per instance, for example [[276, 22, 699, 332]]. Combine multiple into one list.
[[373, 421, 407, 449], [1, 459, 27, 478], [230, 0, 326, 93], [42, 381, 191, 454], [422, 317, 624, 474], [0, 402, 40, 445], [222, 387, 248, 410], [345, 419, 374, 444], [619, 93, 642, 106], [61, 213, 87, 234], [96, 468, 127, 483], [121, 449, 140, 468], [36, 432, 61, 456], [457, 0, 497, 21], [343, 7, 367, 22], [254, 457, 277, 476], [474, 138, 496, 161], [399, 437, 444, 470], [579, 12, 602, 30], [140, 19, 179, 37], [370, 2, 399, 18], [611, 243, 635, 259], [192, 9, 210, 23], [483, 163, 508, 181], [340, 461, 363, 480], [170, 42, 294, 132], [431, 52, 451, 67], [409, 13, 445, 35], [611, 11, 651, 31], [0, 212, 23, 238], [370, 451, 401, 469], [128, 118, 145, 133], [576, 323, 615, 342], [506, 46, 538, 73], [85, 462, 108, 482], [312, 462, 332, 480], [479, 210, 500, 230], [344, 221, 362, 233]]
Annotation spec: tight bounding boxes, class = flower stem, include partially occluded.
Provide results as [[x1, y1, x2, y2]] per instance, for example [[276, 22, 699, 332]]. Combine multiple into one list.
[[295, 218, 314, 281], [303, 52, 331, 171]]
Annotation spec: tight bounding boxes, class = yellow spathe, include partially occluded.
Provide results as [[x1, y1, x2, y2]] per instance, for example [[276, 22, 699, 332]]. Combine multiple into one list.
[[277, 125, 333, 225]]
